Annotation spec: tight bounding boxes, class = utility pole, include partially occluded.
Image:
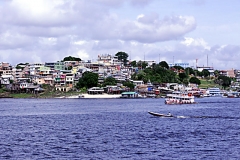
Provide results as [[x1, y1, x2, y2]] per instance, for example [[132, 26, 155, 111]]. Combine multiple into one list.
[[0, 72, 1, 88], [129, 51, 131, 61], [207, 54, 208, 67]]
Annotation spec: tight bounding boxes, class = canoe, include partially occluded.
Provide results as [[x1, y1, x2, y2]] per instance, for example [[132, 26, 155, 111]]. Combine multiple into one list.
[[148, 111, 174, 117]]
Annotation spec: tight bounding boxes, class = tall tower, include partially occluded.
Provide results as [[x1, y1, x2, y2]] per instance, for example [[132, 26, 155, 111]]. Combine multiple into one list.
[[196, 59, 198, 68], [207, 54, 208, 67]]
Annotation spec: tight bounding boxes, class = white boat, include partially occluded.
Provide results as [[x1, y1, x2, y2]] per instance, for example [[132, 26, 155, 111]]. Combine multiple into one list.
[[165, 91, 196, 104], [148, 111, 174, 117], [120, 92, 145, 99], [223, 92, 240, 98], [207, 87, 222, 97], [78, 93, 121, 99], [87, 87, 104, 94]]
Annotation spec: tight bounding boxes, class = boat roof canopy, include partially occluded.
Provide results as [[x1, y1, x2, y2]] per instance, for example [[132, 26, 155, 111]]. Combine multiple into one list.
[[121, 92, 137, 95]]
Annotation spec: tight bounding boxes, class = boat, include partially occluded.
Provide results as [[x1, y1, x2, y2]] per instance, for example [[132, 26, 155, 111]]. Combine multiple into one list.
[[78, 94, 85, 98], [165, 91, 196, 104], [223, 92, 240, 98], [87, 87, 104, 94], [78, 93, 121, 99], [148, 111, 174, 117], [207, 87, 222, 97], [146, 93, 156, 98], [120, 92, 145, 99]]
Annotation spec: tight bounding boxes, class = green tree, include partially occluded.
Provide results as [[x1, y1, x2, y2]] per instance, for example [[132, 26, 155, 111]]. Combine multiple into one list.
[[134, 64, 179, 84], [115, 51, 129, 66], [159, 61, 169, 69], [16, 66, 23, 69], [123, 81, 135, 91], [141, 61, 148, 69], [185, 67, 195, 76], [130, 60, 137, 67], [63, 56, 81, 61], [103, 77, 116, 86], [178, 72, 188, 82], [130, 72, 138, 80], [135, 71, 145, 80], [137, 61, 148, 69], [189, 77, 201, 85], [172, 65, 184, 71], [76, 71, 98, 89], [196, 70, 203, 77], [182, 78, 189, 86], [217, 75, 231, 89], [65, 66, 73, 70], [16, 63, 29, 70], [202, 69, 210, 78], [214, 70, 220, 77]]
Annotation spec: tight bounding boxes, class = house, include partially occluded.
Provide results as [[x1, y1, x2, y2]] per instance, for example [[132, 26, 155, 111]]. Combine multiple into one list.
[[45, 62, 66, 70], [197, 66, 215, 77], [65, 73, 74, 88], [219, 70, 228, 77], [97, 54, 122, 66], [19, 82, 44, 93], [0, 63, 13, 78], [38, 66, 54, 85], [142, 60, 156, 67], [227, 69, 235, 78], [1, 75, 14, 85], [11, 68, 24, 82], [169, 62, 189, 68], [29, 63, 44, 75], [131, 80, 144, 86]]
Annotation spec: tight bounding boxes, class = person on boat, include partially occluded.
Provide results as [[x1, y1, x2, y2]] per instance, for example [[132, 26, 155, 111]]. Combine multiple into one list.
[[167, 112, 172, 116]]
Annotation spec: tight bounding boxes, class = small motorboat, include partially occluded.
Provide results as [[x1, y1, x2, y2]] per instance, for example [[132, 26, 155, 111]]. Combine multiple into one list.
[[148, 111, 174, 117]]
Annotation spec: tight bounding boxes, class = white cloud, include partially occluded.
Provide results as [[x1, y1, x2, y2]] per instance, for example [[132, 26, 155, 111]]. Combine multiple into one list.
[[181, 37, 210, 50], [137, 14, 145, 20], [74, 41, 87, 45], [77, 50, 89, 60], [124, 15, 197, 43], [0, 0, 239, 70]]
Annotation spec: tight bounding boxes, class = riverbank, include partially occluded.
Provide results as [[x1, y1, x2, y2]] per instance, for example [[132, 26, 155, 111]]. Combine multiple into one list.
[[56, 93, 121, 99], [0, 92, 13, 98]]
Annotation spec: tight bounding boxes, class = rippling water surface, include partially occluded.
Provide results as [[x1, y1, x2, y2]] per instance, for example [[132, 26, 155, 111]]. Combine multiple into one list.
[[0, 97, 239, 159]]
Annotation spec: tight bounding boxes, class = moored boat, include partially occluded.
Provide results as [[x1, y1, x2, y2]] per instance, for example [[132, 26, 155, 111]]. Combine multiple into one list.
[[207, 87, 222, 97], [78, 93, 121, 99], [87, 87, 104, 94], [120, 92, 145, 99], [165, 91, 196, 104]]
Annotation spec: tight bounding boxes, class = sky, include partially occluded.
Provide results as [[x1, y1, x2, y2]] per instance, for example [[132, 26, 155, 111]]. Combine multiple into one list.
[[0, 0, 240, 70]]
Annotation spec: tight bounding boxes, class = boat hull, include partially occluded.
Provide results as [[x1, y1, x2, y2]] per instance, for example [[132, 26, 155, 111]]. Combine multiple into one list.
[[148, 111, 174, 117], [165, 100, 197, 105], [165, 91, 196, 105]]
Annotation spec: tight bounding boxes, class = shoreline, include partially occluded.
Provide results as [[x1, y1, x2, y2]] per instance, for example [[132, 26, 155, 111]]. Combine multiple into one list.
[[56, 93, 122, 99]]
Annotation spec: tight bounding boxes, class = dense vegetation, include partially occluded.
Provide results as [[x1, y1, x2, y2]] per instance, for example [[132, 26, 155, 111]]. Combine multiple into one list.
[[63, 56, 81, 61], [129, 61, 233, 89], [115, 51, 129, 66]]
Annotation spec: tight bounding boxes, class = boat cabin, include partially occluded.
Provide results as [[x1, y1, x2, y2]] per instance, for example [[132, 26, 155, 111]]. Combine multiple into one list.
[[87, 87, 104, 94], [120, 92, 143, 98]]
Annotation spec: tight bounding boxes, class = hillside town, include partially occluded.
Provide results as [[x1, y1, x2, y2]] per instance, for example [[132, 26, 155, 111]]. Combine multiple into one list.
[[1, 53, 240, 98]]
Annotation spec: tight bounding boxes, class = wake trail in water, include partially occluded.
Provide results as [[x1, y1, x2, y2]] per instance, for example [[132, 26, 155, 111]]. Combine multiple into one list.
[[176, 115, 240, 119]]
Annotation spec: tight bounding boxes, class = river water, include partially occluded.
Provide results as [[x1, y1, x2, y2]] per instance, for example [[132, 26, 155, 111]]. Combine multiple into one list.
[[0, 97, 239, 159]]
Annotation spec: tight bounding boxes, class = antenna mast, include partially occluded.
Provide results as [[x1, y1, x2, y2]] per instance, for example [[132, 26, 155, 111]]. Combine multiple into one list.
[[207, 54, 208, 67], [196, 59, 198, 68]]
